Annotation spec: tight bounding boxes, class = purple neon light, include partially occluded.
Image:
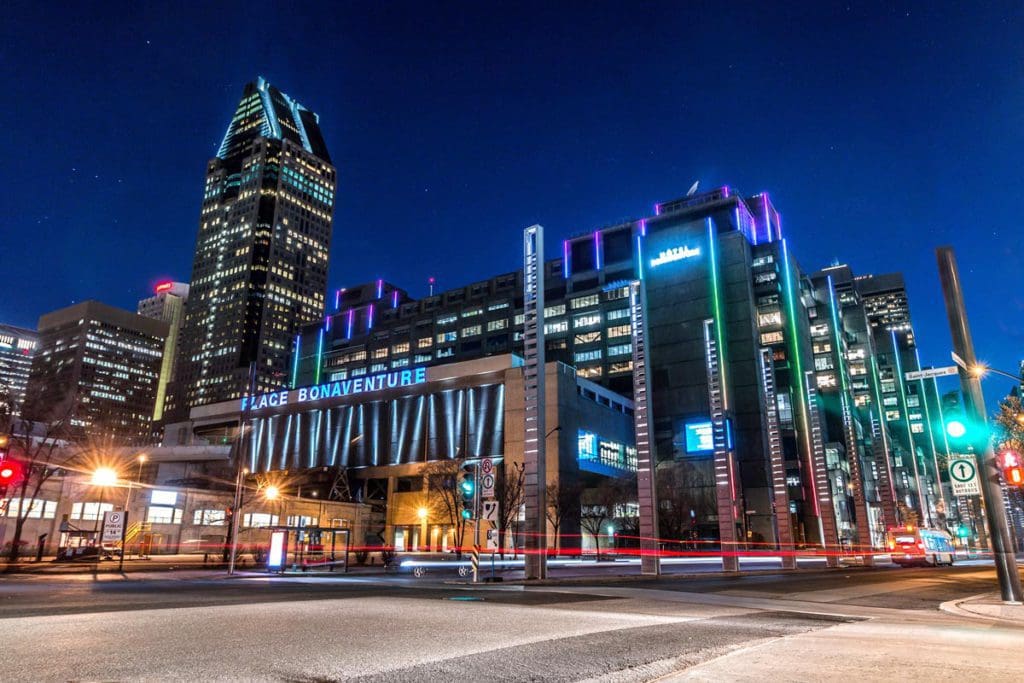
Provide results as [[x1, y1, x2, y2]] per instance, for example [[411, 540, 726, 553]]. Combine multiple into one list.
[[376, 279, 383, 299], [368, 303, 375, 329], [639, 218, 647, 237], [562, 240, 570, 279], [593, 231, 602, 270], [392, 290, 399, 308], [324, 314, 331, 331], [722, 185, 730, 197], [334, 289, 341, 310], [346, 309, 354, 338]]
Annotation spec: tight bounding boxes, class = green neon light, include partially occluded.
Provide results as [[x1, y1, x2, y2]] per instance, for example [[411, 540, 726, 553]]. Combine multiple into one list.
[[781, 239, 818, 514], [707, 218, 728, 408], [290, 335, 301, 389], [314, 329, 324, 385]]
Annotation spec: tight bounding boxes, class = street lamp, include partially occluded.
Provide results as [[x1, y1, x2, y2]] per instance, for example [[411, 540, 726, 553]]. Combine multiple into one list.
[[264, 485, 280, 501], [89, 467, 118, 550]]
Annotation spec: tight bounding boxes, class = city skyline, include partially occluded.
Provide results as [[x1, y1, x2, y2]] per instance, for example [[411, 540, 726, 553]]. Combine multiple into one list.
[[3, 1, 1022, 399]]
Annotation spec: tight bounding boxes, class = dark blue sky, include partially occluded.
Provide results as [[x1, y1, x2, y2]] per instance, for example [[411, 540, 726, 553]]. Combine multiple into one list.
[[3, 1, 1022, 402]]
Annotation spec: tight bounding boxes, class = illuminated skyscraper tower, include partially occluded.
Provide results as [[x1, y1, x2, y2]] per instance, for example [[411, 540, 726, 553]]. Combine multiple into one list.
[[169, 78, 335, 423]]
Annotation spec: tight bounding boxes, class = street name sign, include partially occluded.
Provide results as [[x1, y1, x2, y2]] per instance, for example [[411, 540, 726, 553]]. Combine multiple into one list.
[[949, 457, 981, 496], [905, 366, 958, 381]]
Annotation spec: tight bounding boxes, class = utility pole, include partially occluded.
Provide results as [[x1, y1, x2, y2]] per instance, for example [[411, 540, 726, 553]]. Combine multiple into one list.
[[228, 362, 258, 575], [936, 246, 1022, 604]]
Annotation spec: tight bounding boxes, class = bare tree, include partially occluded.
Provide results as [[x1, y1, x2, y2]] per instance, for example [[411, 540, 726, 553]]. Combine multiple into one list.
[[656, 460, 715, 546], [579, 479, 630, 560], [495, 461, 524, 558], [422, 459, 469, 559], [1, 391, 84, 564], [994, 396, 1024, 456], [546, 479, 583, 553]]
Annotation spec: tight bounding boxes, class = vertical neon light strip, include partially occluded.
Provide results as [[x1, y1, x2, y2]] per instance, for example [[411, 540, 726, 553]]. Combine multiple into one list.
[[562, 240, 570, 279], [368, 303, 375, 330], [334, 288, 341, 310], [706, 217, 728, 409], [782, 238, 818, 515], [392, 290, 399, 308], [635, 235, 645, 281], [639, 218, 647, 236], [376, 279, 383, 299], [346, 309, 354, 339], [762, 194, 773, 244], [324, 314, 331, 332], [291, 335, 301, 388], [315, 329, 324, 385], [593, 231, 602, 270]]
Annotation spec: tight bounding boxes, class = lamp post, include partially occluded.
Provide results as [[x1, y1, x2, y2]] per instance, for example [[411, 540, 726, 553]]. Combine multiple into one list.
[[123, 454, 146, 561], [89, 467, 118, 553]]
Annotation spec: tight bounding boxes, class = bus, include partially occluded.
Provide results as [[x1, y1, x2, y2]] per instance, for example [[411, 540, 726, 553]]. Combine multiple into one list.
[[887, 526, 955, 567]]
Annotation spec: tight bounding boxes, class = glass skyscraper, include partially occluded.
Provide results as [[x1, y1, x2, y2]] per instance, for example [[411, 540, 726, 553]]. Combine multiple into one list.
[[168, 77, 335, 423]]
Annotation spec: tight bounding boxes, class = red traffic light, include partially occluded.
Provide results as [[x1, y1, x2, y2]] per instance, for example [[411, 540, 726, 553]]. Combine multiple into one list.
[[1006, 465, 1024, 487], [0, 460, 24, 486]]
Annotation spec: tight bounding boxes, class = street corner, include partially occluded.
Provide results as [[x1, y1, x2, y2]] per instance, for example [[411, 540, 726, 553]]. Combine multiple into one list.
[[940, 592, 1024, 626]]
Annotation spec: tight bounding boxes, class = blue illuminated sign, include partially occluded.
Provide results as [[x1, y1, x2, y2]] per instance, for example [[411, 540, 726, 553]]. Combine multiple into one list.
[[241, 367, 427, 411], [684, 421, 715, 454], [650, 245, 701, 267]]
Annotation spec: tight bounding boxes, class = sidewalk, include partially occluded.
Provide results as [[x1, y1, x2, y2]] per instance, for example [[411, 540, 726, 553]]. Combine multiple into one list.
[[940, 593, 1024, 625]]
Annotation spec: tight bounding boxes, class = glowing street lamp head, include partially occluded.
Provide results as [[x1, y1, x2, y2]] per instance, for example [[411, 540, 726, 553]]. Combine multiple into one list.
[[264, 485, 280, 500], [91, 467, 118, 486], [417, 507, 428, 521], [946, 420, 967, 439], [970, 363, 989, 379]]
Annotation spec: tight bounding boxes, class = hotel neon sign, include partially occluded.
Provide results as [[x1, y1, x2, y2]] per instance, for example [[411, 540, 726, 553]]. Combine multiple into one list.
[[241, 367, 427, 411], [650, 245, 701, 267]]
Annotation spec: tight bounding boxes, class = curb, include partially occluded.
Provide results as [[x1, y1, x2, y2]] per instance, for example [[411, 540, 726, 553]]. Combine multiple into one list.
[[939, 593, 1024, 627]]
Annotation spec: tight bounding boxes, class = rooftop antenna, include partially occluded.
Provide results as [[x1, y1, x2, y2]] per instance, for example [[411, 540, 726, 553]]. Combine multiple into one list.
[[686, 180, 700, 197], [428, 276, 436, 296]]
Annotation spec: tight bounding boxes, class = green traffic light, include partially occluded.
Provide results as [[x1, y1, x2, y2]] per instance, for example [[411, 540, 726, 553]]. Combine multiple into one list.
[[945, 420, 967, 438], [461, 508, 472, 520]]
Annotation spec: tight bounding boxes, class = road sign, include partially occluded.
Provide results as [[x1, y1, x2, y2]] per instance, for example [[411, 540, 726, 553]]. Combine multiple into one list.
[[101, 510, 127, 542], [905, 366, 958, 381], [480, 458, 495, 497], [949, 457, 981, 496], [486, 529, 499, 551], [481, 500, 499, 523], [480, 457, 494, 475]]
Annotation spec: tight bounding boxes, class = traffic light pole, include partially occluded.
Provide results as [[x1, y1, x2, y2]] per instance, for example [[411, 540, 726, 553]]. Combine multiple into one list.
[[937, 246, 1022, 604]]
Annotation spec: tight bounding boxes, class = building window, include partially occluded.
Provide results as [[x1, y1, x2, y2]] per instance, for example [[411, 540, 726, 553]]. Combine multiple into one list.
[[760, 331, 784, 345], [3, 499, 57, 519], [577, 366, 603, 379], [392, 357, 410, 368], [544, 320, 568, 334], [573, 312, 601, 329], [757, 311, 782, 328], [607, 324, 630, 339], [514, 313, 525, 325], [193, 509, 226, 526], [570, 294, 599, 310], [437, 347, 455, 358], [151, 490, 177, 506], [373, 348, 388, 359], [462, 308, 482, 318], [812, 342, 832, 354], [414, 353, 432, 363], [609, 360, 633, 374], [486, 319, 508, 332], [607, 308, 630, 321], [604, 286, 629, 301], [371, 363, 387, 373], [607, 343, 632, 357], [242, 513, 279, 528], [436, 331, 457, 343], [286, 515, 319, 527], [575, 331, 602, 344], [350, 367, 367, 377], [487, 301, 510, 312], [437, 314, 457, 326], [544, 304, 566, 317], [70, 502, 114, 521], [392, 342, 410, 354], [461, 325, 481, 338], [816, 373, 837, 388], [814, 355, 834, 371], [809, 323, 830, 338], [147, 506, 183, 524], [574, 349, 602, 363], [777, 392, 794, 427], [417, 337, 433, 349]]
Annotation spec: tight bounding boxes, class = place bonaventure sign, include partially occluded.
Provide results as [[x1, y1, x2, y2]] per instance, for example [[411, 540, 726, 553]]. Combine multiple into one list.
[[241, 367, 428, 411]]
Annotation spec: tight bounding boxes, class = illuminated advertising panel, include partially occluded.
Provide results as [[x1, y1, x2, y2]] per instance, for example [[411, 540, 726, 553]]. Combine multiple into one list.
[[267, 530, 287, 570]]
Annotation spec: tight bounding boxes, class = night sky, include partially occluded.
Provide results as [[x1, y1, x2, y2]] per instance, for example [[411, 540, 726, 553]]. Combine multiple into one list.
[[3, 1, 1022, 404]]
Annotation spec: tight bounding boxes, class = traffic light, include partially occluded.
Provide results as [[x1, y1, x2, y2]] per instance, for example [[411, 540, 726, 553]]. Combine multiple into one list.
[[459, 464, 475, 520], [945, 420, 967, 439], [1001, 450, 1023, 487], [0, 459, 24, 489]]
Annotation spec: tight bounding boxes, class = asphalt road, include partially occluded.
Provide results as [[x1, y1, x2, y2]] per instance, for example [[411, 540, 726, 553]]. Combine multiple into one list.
[[2, 564, 1022, 681]]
